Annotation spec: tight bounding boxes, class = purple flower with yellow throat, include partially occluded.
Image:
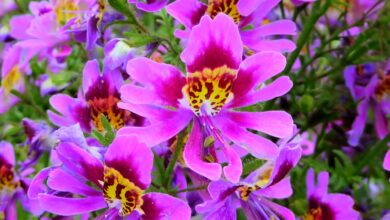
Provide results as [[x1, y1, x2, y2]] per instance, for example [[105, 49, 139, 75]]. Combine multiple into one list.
[[118, 14, 294, 183], [48, 59, 143, 133], [303, 169, 360, 220], [0, 141, 42, 219], [344, 63, 390, 146], [166, 0, 297, 53], [28, 135, 191, 219], [196, 143, 301, 219]]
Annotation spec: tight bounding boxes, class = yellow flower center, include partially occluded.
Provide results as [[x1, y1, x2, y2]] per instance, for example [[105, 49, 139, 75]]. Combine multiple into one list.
[[103, 166, 144, 216], [254, 165, 273, 187], [54, 0, 79, 26], [375, 74, 390, 101], [0, 163, 19, 192], [2, 65, 21, 94], [207, 0, 241, 24], [183, 65, 236, 116], [303, 207, 323, 220]]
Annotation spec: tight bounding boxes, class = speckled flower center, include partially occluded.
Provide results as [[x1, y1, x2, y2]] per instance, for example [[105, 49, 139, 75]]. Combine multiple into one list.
[[254, 166, 273, 187], [0, 163, 19, 192], [207, 0, 241, 24], [103, 166, 144, 216], [86, 79, 130, 132], [304, 207, 323, 220], [375, 74, 390, 101], [2, 65, 21, 94], [184, 65, 237, 116], [237, 185, 257, 201], [54, 0, 79, 25]]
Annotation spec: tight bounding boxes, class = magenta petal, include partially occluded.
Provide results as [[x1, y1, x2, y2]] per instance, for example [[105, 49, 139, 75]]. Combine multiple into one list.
[[82, 59, 100, 93], [384, 150, 390, 171], [225, 111, 293, 138], [374, 105, 388, 139], [129, 0, 168, 12], [237, 0, 280, 17], [244, 39, 297, 53], [229, 76, 293, 108], [306, 169, 329, 199], [126, 58, 186, 107], [49, 94, 77, 116], [38, 194, 106, 216], [120, 84, 160, 104], [118, 102, 176, 121], [28, 168, 51, 199], [56, 142, 104, 187], [232, 51, 287, 99], [105, 135, 153, 190], [183, 120, 222, 181], [141, 192, 191, 220], [9, 15, 33, 40], [166, 0, 207, 28], [118, 110, 192, 146], [269, 145, 302, 185], [0, 141, 15, 166], [256, 177, 292, 199], [241, 20, 296, 37], [214, 117, 278, 159], [260, 199, 295, 220], [347, 100, 369, 146], [222, 146, 242, 183], [181, 14, 242, 72], [47, 168, 101, 196]]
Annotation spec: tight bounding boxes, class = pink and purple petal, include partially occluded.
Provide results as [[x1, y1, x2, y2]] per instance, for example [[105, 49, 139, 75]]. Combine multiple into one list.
[[141, 192, 191, 220], [166, 0, 207, 28], [104, 135, 153, 190], [181, 14, 242, 73]]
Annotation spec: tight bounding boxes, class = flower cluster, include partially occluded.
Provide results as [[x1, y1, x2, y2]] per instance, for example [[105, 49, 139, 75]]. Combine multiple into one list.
[[1, 0, 388, 219]]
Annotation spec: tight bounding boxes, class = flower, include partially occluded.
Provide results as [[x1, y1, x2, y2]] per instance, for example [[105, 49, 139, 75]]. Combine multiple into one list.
[[118, 14, 293, 182], [48, 59, 143, 133], [128, 0, 169, 12], [344, 63, 390, 146], [28, 135, 191, 219], [0, 141, 42, 219], [196, 144, 301, 219], [304, 169, 360, 220], [166, 0, 296, 53], [384, 146, 390, 171]]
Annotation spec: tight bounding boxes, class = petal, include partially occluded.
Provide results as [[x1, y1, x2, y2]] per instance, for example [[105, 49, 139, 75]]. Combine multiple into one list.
[[243, 39, 297, 53], [232, 51, 287, 99], [117, 110, 192, 147], [240, 20, 296, 37], [166, 0, 207, 28], [237, 0, 280, 17], [118, 102, 177, 121], [0, 141, 15, 166], [82, 59, 101, 93], [129, 0, 169, 12], [374, 105, 388, 139], [224, 111, 293, 138], [28, 168, 52, 199], [56, 142, 104, 187], [183, 119, 222, 181], [256, 177, 292, 199], [125, 58, 186, 107], [141, 192, 191, 220], [269, 145, 302, 185], [105, 135, 153, 190], [343, 66, 357, 100], [9, 15, 33, 40], [260, 199, 295, 220], [384, 150, 390, 171], [228, 76, 293, 108], [49, 94, 77, 117], [222, 146, 242, 183], [47, 168, 101, 196], [37, 194, 106, 216], [120, 84, 161, 104], [181, 14, 242, 73], [214, 117, 278, 159], [347, 100, 369, 146]]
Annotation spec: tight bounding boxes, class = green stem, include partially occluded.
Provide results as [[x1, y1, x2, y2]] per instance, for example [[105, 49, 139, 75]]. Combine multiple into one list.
[[165, 130, 186, 188]]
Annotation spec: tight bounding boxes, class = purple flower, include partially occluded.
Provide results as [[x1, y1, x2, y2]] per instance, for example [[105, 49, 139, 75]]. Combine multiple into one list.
[[344, 63, 390, 146], [384, 146, 390, 171], [0, 0, 16, 17], [128, 0, 169, 12], [166, 0, 296, 53], [103, 39, 136, 71], [196, 144, 301, 219], [48, 59, 143, 133], [28, 135, 191, 219], [0, 45, 36, 114], [304, 169, 360, 220], [0, 141, 42, 219], [118, 14, 294, 182]]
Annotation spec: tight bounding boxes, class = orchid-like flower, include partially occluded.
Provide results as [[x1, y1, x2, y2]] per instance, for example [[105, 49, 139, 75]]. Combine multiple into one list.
[[166, 0, 297, 53], [0, 141, 42, 219], [128, 0, 169, 12], [344, 63, 390, 146], [303, 169, 360, 220], [28, 135, 191, 219], [118, 14, 294, 183], [196, 144, 301, 220], [48, 59, 143, 133]]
